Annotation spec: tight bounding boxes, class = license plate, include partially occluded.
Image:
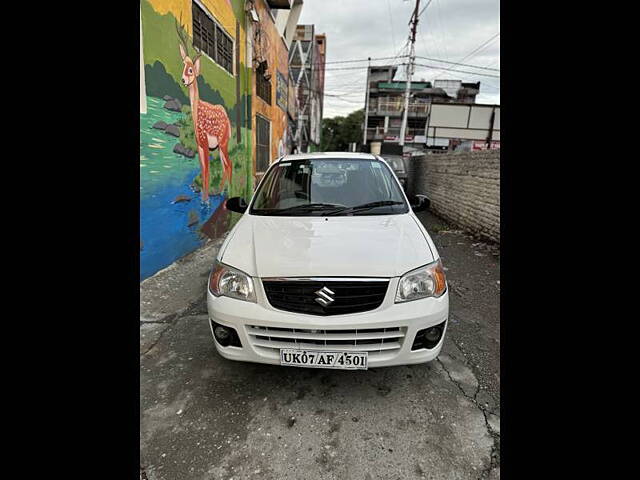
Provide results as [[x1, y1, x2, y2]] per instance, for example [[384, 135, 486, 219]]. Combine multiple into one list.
[[280, 349, 368, 370]]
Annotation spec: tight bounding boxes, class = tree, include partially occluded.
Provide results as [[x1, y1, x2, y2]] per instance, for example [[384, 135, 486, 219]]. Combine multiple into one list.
[[321, 109, 364, 152]]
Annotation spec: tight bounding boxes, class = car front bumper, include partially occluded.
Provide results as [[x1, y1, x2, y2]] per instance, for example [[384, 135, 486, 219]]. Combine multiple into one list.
[[207, 277, 449, 369]]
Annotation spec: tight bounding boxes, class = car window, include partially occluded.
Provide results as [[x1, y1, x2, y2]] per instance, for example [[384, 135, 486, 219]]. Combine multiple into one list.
[[250, 158, 408, 216], [386, 157, 404, 171]]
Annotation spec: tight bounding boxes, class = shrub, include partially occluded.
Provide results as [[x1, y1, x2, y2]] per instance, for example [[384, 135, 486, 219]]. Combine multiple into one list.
[[177, 106, 197, 152]]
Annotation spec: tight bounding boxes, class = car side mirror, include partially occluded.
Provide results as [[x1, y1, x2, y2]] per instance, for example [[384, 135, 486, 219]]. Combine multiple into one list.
[[226, 197, 248, 214], [409, 194, 430, 212]]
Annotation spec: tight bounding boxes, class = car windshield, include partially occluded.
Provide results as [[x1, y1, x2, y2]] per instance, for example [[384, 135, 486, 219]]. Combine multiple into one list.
[[249, 158, 408, 216]]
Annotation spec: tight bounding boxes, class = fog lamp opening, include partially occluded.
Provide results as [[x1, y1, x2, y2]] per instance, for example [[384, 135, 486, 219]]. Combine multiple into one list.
[[210, 320, 242, 348], [424, 326, 442, 343], [214, 326, 230, 342], [412, 320, 447, 351]]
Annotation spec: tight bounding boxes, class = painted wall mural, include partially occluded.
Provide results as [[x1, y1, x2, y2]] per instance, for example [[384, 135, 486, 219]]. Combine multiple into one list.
[[176, 20, 233, 202], [140, 0, 253, 281]]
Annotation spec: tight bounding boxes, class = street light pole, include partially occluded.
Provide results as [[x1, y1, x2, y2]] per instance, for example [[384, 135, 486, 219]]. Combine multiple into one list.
[[399, 0, 420, 148]]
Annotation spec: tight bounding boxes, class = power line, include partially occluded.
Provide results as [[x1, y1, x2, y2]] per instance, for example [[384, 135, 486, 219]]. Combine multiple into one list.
[[319, 30, 412, 69], [451, 32, 500, 67], [482, 58, 500, 69], [301, 84, 364, 99], [322, 40, 412, 74], [419, 0, 446, 74], [423, 0, 452, 75], [387, 0, 397, 53], [323, 55, 408, 65], [415, 55, 499, 71], [324, 62, 499, 79], [323, 91, 365, 98], [414, 63, 499, 78], [329, 96, 366, 105], [317, 54, 498, 72], [480, 83, 500, 91], [326, 82, 369, 95], [417, 0, 433, 17], [323, 62, 405, 72], [462, 33, 500, 63], [387, 39, 411, 77], [426, 31, 500, 80]]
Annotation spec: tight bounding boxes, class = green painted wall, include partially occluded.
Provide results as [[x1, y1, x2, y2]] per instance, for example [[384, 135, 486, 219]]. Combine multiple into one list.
[[140, 0, 253, 280]]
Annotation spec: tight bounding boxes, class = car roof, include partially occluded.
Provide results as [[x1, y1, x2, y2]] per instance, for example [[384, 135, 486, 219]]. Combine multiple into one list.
[[277, 152, 380, 162]]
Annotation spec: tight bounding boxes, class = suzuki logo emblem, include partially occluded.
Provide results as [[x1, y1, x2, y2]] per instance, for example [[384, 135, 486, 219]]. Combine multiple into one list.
[[314, 286, 335, 306]]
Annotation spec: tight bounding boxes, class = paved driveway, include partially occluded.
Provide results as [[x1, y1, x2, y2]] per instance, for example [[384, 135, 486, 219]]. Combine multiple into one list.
[[140, 211, 500, 480]]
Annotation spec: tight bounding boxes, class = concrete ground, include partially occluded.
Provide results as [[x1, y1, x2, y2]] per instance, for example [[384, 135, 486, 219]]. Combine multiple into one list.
[[140, 210, 500, 480]]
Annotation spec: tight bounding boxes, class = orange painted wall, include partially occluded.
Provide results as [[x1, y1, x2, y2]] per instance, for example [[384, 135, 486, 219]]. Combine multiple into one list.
[[252, 0, 290, 175]]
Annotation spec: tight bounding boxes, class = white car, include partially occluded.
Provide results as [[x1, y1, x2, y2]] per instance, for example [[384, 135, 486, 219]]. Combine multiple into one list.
[[207, 152, 449, 370]]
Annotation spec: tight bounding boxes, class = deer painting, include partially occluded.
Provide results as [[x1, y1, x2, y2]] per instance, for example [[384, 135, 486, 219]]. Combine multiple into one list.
[[176, 21, 232, 205]]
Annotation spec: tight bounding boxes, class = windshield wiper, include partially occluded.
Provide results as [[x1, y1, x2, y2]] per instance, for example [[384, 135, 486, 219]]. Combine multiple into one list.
[[326, 200, 405, 216], [268, 203, 346, 215]]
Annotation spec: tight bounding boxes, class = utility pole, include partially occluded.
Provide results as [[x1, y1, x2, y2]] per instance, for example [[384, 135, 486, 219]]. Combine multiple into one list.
[[486, 106, 496, 149], [363, 57, 371, 148], [399, 0, 420, 148]]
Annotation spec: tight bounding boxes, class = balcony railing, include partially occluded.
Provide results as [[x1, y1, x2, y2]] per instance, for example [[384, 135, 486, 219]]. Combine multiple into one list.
[[365, 127, 425, 140], [368, 99, 430, 115]]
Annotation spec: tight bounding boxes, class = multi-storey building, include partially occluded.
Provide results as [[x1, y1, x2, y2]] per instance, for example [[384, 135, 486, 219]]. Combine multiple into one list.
[[139, 0, 303, 280], [363, 65, 480, 153], [248, 0, 303, 178], [289, 24, 326, 153]]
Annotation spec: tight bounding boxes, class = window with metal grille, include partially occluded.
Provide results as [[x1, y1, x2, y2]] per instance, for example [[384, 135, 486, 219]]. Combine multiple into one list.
[[257, 72, 272, 104], [256, 116, 271, 173], [192, 1, 234, 75]]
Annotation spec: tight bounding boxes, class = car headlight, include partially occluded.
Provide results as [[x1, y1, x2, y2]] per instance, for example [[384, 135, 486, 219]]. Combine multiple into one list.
[[208, 261, 256, 303], [395, 259, 447, 303]]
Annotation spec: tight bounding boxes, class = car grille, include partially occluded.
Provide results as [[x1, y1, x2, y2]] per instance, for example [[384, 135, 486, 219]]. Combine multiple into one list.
[[261, 279, 390, 316], [246, 325, 406, 359]]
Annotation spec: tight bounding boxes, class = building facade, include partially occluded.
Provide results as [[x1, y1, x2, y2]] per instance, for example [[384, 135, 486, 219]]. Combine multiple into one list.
[[139, 0, 302, 281], [289, 24, 326, 153], [363, 65, 480, 153], [249, 0, 302, 180]]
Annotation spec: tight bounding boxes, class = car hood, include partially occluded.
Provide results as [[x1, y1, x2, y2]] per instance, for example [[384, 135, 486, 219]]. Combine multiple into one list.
[[220, 213, 434, 278]]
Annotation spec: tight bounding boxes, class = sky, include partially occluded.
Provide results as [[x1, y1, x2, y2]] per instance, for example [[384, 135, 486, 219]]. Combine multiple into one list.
[[298, 0, 500, 119]]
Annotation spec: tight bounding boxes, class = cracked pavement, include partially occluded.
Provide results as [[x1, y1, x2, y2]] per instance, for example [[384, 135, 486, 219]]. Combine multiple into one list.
[[140, 210, 500, 479]]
